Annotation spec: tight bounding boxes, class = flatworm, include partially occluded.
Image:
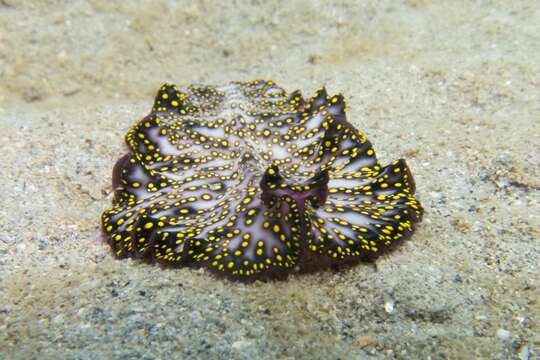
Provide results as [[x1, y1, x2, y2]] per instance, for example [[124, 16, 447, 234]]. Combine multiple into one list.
[[101, 80, 423, 279]]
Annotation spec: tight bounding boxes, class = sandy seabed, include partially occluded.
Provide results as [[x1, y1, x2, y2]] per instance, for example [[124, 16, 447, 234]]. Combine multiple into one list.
[[0, 1, 539, 359]]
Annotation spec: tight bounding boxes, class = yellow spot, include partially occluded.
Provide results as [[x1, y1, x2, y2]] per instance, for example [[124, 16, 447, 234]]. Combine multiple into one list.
[[144, 222, 154, 229]]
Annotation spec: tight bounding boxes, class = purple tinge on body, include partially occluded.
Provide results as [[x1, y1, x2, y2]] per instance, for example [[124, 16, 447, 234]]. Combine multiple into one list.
[[101, 80, 423, 278]]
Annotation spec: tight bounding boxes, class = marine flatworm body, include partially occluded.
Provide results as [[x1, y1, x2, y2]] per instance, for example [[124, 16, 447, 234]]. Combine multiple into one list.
[[101, 80, 423, 279]]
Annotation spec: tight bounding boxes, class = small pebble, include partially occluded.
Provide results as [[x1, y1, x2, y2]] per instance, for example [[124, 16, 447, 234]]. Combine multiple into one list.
[[16, 243, 27, 252], [496, 328, 511, 341], [232, 340, 254, 350], [357, 335, 375, 348], [384, 301, 395, 314], [0, 233, 14, 244], [497, 152, 513, 164]]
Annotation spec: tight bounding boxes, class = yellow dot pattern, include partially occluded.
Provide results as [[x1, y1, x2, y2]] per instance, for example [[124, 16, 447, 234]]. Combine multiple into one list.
[[101, 80, 423, 278]]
